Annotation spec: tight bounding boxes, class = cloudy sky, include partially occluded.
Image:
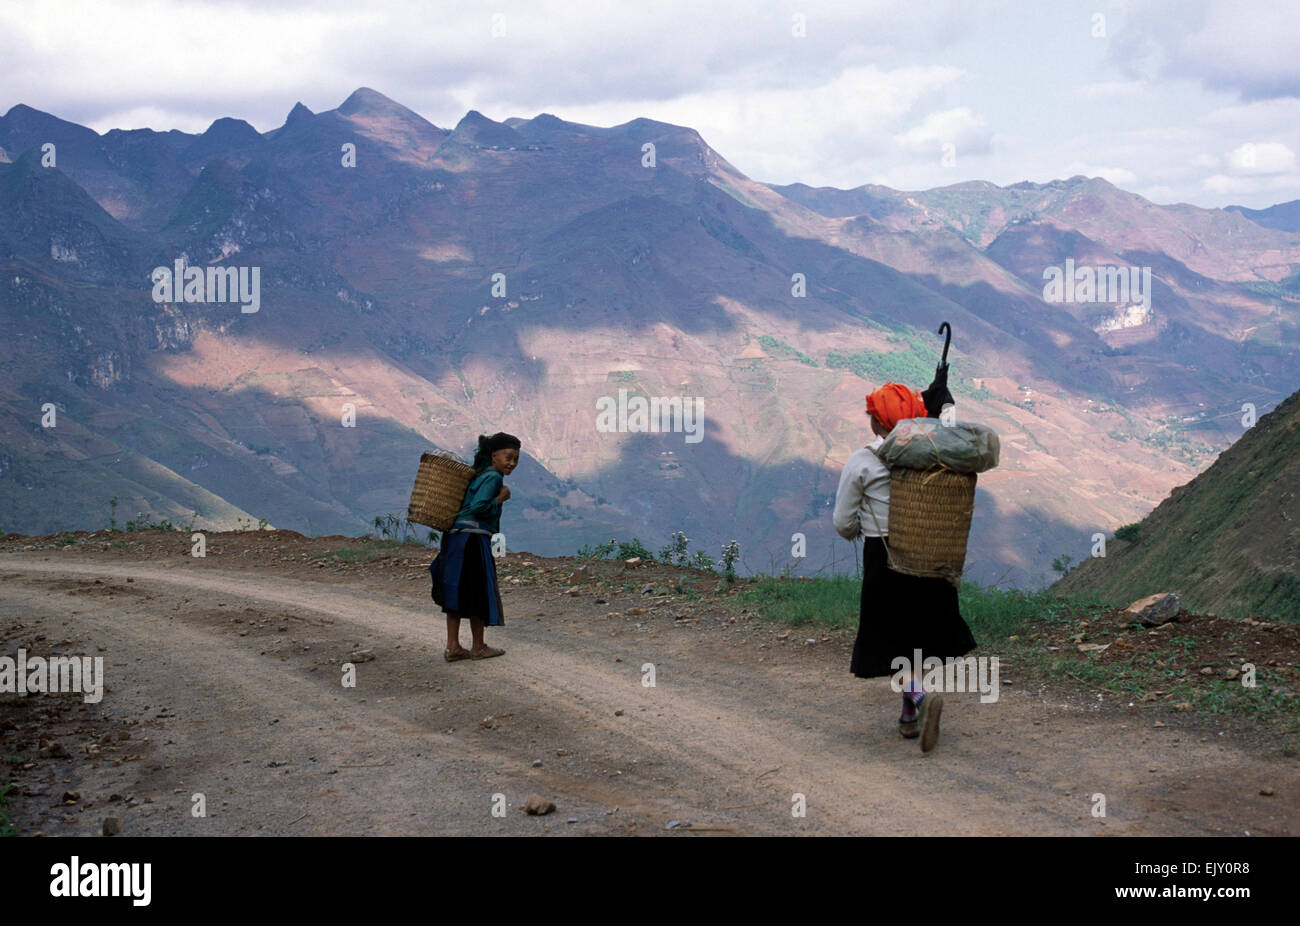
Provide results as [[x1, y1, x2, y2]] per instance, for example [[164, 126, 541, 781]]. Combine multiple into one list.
[[2, 0, 1297, 209]]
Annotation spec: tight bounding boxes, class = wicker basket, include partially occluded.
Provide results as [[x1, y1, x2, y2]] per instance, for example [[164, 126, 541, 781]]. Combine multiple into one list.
[[882, 467, 977, 587], [407, 451, 476, 530]]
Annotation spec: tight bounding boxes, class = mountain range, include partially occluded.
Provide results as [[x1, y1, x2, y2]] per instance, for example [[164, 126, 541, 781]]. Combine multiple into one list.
[[1, 87, 1298, 587]]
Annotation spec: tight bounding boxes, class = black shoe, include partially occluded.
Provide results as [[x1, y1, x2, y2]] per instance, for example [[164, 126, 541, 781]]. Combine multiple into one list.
[[917, 693, 944, 753]]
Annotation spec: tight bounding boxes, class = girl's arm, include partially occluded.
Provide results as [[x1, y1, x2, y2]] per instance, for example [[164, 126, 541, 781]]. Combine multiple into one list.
[[465, 472, 504, 520]]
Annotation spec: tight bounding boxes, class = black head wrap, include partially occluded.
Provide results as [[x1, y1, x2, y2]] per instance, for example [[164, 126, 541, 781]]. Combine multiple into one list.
[[472, 432, 522, 471]]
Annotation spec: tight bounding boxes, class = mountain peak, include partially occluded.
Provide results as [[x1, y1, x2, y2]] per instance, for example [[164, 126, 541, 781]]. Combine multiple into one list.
[[200, 116, 261, 142], [2, 103, 76, 125], [0, 103, 101, 148], [456, 110, 494, 128], [285, 101, 314, 125], [179, 117, 265, 169], [509, 113, 573, 136], [451, 110, 525, 147], [334, 87, 444, 136], [1069, 174, 1117, 190], [337, 87, 396, 115]]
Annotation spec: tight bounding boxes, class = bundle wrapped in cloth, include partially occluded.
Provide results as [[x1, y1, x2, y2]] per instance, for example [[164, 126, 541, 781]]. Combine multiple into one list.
[[877, 417, 1000, 473]]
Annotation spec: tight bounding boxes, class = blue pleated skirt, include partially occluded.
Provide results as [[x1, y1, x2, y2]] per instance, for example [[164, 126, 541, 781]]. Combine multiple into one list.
[[429, 520, 505, 626]]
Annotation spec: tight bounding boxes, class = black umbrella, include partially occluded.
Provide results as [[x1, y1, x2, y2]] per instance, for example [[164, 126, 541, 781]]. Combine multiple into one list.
[[921, 322, 955, 419]]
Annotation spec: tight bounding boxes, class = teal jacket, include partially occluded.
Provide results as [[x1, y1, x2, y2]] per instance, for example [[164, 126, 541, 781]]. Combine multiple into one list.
[[454, 469, 504, 534]]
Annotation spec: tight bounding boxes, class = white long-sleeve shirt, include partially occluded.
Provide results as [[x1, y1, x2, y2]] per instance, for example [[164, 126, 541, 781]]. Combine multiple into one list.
[[833, 436, 890, 539]]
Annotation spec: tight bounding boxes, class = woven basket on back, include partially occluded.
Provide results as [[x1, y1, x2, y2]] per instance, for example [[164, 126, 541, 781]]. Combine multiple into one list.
[[882, 467, 977, 587], [407, 451, 476, 531]]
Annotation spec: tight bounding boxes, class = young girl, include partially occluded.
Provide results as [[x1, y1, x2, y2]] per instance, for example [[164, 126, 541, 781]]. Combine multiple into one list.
[[832, 380, 976, 753], [429, 432, 520, 661]]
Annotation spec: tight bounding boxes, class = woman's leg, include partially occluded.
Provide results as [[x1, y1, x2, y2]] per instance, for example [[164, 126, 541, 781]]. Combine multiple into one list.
[[899, 640, 943, 753], [901, 670, 922, 721], [895, 667, 920, 739]]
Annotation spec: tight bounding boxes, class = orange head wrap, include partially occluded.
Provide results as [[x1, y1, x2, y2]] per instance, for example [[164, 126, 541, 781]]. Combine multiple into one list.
[[865, 383, 927, 432]]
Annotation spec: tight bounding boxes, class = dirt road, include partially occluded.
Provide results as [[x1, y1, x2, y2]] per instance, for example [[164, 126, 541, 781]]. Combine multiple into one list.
[[1, 536, 1295, 836]]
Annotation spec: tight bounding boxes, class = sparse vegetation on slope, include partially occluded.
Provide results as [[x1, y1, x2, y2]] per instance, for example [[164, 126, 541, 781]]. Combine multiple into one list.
[[1053, 388, 1300, 622]]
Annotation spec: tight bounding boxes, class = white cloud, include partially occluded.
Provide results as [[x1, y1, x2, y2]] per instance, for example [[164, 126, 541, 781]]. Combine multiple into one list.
[[1072, 80, 1154, 102], [1227, 141, 1296, 174], [1109, 0, 1300, 100], [1201, 97, 1300, 135], [1, 0, 386, 132], [553, 63, 969, 186], [1177, 2, 1300, 99], [1202, 174, 1246, 194], [893, 107, 991, 157], [1202, 170, 1300, 198], [1141, 184, 1184, 202], [0, 0, 1296, 209]]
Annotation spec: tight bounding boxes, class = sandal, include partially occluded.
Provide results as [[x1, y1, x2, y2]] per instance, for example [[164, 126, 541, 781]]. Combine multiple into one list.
[[470, 645, 505, 660], [443, 647, 472, 662]]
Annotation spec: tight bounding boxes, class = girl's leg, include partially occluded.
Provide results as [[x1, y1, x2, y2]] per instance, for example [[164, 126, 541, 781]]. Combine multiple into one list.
[[446, 613, 466, 653], [468, 617, 504, 657]]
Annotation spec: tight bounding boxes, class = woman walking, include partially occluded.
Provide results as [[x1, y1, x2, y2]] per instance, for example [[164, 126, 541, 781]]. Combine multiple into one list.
[[430, 432, 521, 661], [832, 378, 976, 753]]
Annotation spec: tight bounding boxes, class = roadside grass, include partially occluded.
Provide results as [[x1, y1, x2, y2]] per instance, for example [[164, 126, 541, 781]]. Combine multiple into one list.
[[732, 573, 862, 631], [1022, 647, 1296, 728], [729, 572, 1297, 744], [731, 574, 1113, 641]]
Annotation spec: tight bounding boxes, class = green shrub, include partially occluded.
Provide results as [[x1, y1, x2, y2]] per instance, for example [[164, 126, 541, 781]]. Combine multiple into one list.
[[371, 513, 434, 545], [578, 538, 618, 559], [617, 538, 655, 561], [1114, 523, 1141, 542], [659, 531, 690, 565]]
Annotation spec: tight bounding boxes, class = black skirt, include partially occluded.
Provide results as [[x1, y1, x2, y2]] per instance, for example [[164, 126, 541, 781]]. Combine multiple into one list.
[[849, 535, 977, 678], [429, 522, 505, 626]]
